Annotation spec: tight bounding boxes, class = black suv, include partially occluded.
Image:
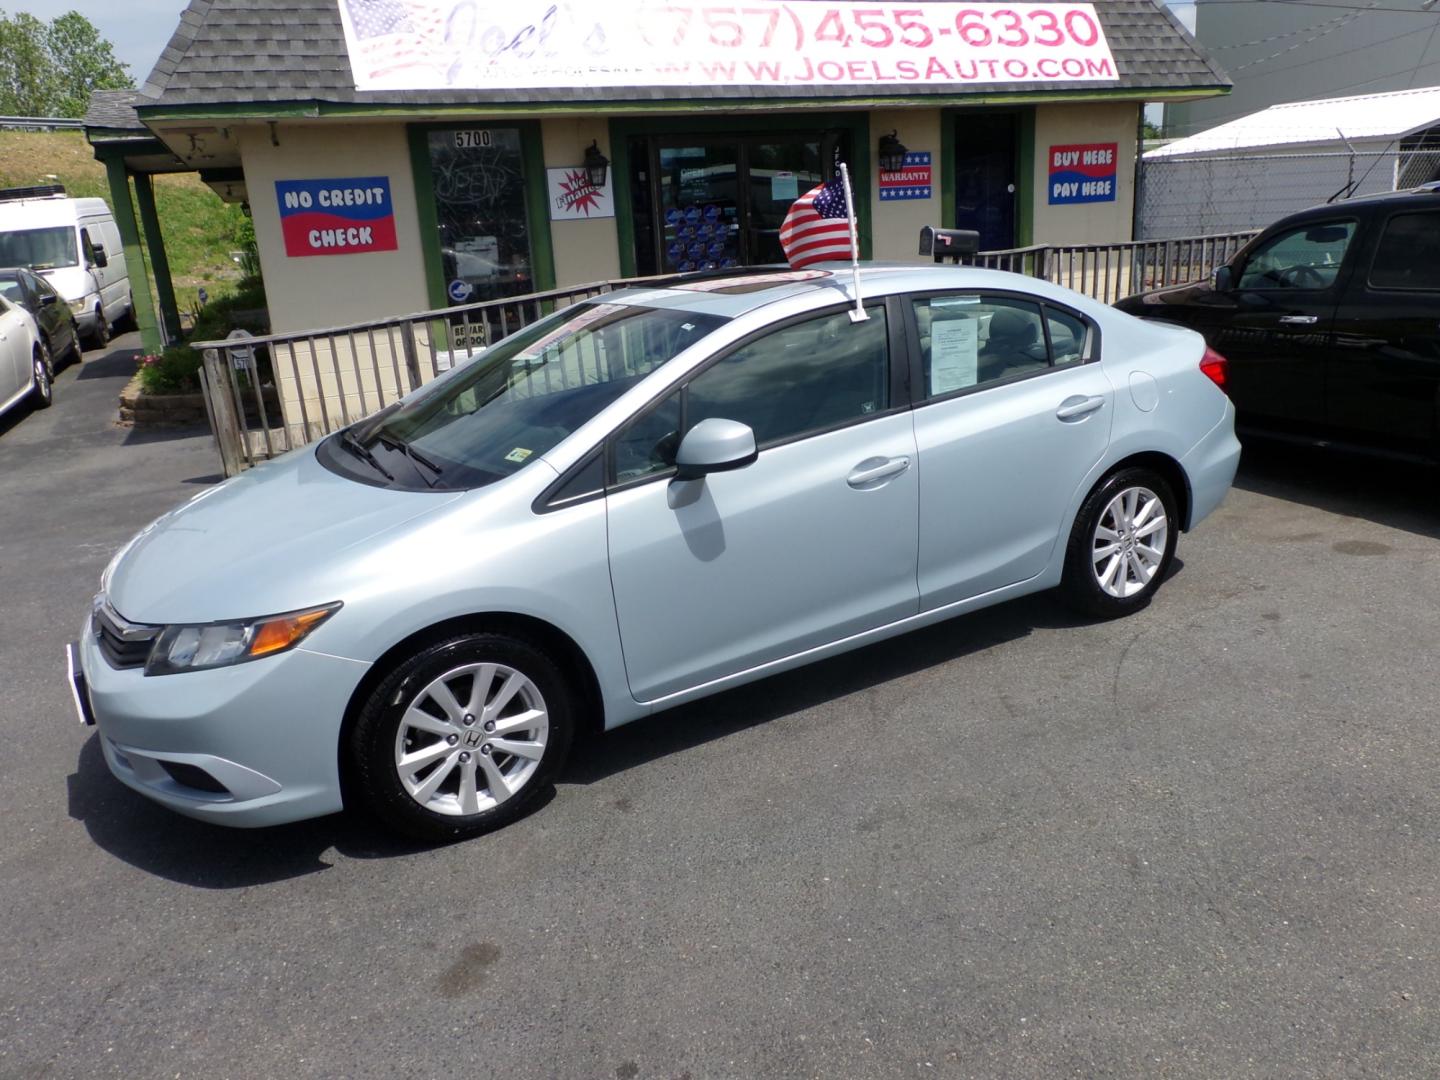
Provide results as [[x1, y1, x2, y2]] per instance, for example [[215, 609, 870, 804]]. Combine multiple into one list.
[[1117, 186, 1440, 463]]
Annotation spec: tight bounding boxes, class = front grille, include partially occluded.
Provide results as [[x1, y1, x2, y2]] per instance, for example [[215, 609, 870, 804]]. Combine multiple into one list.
[[93, 602, 159, 670]]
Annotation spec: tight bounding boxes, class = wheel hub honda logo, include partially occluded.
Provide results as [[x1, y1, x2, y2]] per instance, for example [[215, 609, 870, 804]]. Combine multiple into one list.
[[463, 730, 483, 748]]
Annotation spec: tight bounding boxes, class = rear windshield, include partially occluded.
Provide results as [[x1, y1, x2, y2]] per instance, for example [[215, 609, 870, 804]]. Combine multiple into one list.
[[0, 227, 77, 270], [321, 302, 726, 491]]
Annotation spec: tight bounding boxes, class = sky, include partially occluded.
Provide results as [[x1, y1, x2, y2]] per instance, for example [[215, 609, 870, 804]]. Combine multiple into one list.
[[41, 0, 1200, 89]]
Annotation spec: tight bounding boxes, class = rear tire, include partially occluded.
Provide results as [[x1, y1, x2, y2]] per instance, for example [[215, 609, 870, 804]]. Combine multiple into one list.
[[348, 632, 577, 842], [1060, 467, 1177, 619], [30, 343, 53, 409]]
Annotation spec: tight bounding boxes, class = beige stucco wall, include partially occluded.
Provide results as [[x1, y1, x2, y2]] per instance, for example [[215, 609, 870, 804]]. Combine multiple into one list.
[[1029, 102, 1139, 246], [541, 118, 622, 285], [237, 121, 432, 429], [868, 108, 942, 264], [238, 122, 430, 332]]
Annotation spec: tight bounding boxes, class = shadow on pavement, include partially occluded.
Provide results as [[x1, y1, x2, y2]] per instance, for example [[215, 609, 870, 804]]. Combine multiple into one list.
[[64, 734, 525, 888], [1234, 441, 1440, 541], [561, 590, 1099, 787], [65, 590, 1102, 887], [74, 347, 140, 381]]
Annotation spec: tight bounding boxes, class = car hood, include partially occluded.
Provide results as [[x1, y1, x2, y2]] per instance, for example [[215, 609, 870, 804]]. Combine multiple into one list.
[[1116, 279, 1216, 313], [106, 443, 463, 625]]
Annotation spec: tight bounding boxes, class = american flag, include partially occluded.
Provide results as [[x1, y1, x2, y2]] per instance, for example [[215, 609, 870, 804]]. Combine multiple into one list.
[[779, 178, 855, 269], [343, 0, 448, 85]]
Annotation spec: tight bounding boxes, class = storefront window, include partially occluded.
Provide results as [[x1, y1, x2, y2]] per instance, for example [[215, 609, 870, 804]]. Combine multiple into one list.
[[427, 127, 533, 303]]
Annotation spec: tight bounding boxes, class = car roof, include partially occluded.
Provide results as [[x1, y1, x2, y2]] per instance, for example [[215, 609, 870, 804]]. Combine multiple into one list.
[[603, 263, 1096, 319]]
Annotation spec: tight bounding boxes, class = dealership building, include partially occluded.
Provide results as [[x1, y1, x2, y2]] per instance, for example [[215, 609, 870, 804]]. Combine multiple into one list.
[[86, 0, 1226, 355]]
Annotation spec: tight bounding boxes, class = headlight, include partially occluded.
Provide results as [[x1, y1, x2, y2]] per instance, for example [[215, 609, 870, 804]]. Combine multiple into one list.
[[145, 602, 341, 676], [70, 298, 91, 316]]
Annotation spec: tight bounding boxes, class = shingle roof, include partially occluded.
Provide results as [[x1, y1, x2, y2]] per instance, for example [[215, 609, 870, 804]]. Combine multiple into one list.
[[83, 89, 146, 130], [138, 0, 1228, 109]]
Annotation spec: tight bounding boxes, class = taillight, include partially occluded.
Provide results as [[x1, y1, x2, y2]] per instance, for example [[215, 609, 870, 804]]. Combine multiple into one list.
[[1199, 346, 1229, 395]]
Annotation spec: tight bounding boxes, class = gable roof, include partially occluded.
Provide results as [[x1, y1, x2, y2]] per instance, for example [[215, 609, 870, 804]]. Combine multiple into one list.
[[1148, 84, 1440, 158], [138, 0, 1228, 111]]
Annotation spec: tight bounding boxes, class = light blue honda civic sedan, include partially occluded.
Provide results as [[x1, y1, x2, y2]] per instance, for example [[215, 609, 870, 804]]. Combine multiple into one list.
[[70, 266, 1240, 841]]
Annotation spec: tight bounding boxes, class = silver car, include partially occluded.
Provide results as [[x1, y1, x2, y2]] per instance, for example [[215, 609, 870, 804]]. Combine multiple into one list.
[[70, 266, 1240, 840]]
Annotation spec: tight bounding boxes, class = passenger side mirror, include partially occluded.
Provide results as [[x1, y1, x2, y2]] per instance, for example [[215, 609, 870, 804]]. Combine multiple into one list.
[[38, 292, 57, 306], [90, 243, 109, 268], [1212, 265, 1233, 292], [674, 418, 758, 481]]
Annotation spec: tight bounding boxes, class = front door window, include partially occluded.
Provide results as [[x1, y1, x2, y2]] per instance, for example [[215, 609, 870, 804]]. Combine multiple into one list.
[[427, 127, 533, 303], [641, 133, 838, 274]]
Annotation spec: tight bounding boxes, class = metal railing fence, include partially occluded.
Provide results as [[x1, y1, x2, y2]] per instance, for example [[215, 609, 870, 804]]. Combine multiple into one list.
[[192, 234, 1255, 475], [964, 230, 1258, 306]]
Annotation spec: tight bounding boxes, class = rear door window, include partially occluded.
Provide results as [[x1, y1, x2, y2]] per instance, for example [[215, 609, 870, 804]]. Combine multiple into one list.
[[1368, 211, 1440, 291], [911, 294, 1091, 398]]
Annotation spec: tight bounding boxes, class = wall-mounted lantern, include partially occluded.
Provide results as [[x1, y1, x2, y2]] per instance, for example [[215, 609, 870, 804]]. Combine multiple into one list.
[[584, 140, 610, 189], [878, 130, 908, 173]]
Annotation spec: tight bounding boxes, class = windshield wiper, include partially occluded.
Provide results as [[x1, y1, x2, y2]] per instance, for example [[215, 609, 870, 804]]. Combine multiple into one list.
[[339, 428, 395, 481], [372, 431, 444, 488]]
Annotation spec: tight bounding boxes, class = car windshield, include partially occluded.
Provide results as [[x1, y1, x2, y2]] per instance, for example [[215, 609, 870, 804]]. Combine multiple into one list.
[[0, 227, 78, 270], [336, 302, 726, 490]]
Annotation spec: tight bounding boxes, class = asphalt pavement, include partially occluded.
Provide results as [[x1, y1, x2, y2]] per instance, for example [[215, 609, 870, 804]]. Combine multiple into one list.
[[2, 342, 1438, 1078]]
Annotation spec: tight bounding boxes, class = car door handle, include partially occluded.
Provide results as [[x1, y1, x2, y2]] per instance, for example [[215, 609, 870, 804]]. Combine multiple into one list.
[[1278, 315, 1319, 325], [1056, 395, 1105, 421], [847, 456, 911, 488]]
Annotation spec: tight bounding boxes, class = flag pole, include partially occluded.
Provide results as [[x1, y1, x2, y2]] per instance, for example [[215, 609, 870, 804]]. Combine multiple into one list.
[[838, 162, 868, 323]]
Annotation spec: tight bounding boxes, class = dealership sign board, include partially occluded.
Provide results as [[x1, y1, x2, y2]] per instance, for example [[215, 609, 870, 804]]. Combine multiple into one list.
[[276, 176, 398, 256], [1048, 143, 1117, 204], [339, 1, 1118, 91], [879, 151, 933, 201]]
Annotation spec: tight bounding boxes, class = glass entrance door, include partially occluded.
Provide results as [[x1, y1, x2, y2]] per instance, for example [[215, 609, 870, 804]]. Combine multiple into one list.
[[642, 134, 835, 274]]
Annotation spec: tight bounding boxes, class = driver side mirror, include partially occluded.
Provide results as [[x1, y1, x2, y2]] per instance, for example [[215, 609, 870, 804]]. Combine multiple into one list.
[[90, 243, 109, 268], [38, 292, 57, 307], [674, 418, 758, 481], [1212, 265, 1233, 292]]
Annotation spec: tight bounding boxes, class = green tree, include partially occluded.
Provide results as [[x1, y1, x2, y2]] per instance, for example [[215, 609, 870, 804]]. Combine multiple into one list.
[[47, 11, 130, 117], [0, 12, 56, 116], [0, 9, 130, 118]]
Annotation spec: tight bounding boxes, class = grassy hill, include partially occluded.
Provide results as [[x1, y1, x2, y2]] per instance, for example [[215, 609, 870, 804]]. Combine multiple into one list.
[[0, 129, 249, 313]]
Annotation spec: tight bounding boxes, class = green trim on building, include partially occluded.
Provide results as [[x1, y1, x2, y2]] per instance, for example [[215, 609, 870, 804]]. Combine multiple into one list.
[[608, 121, 638, 279], [101, 158, 162, 354], [518, 122, 557, 292], [940, 115, 955, 233], [137, 86, 1227, 125], [404, 125, 447, 311], [132, 173, 182, 342], [1016, 109, 1036, 247]]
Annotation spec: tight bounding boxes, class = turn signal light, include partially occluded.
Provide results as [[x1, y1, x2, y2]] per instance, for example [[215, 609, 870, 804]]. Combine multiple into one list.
[[1200, 346, 1229, 395], [249, 607, 337, 658]]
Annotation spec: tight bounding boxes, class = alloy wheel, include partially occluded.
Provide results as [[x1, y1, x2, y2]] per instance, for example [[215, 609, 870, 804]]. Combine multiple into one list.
[[1091, 485, 1168, 599], [393, 662, 549, 816], [33, 350, 52, 404]]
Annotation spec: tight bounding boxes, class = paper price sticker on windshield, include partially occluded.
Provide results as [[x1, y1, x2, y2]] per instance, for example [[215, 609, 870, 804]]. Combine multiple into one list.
[[504, 447, 534, 463]]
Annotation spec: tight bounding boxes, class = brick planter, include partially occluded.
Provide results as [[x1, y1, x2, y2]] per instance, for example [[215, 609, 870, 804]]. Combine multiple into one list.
[[119, 373, 281, 429]]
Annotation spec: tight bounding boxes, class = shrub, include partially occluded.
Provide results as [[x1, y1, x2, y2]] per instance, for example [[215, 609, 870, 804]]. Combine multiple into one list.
[[136, 346, 202, 395]]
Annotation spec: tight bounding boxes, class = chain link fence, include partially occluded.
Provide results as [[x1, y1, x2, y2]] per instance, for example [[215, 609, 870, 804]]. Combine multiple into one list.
[[1138, 148, 1440, 239]]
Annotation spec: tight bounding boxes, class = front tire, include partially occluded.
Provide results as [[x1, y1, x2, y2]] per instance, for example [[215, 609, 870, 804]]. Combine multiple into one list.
[[1060, 467, 1177, 618], [349, 632, 577, 842], [30, 344, 53, 409], [85, 307, 109, 350]]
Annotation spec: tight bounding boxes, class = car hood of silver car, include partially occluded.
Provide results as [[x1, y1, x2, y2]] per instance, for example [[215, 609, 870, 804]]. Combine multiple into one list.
[[105, 442, 465, 625]]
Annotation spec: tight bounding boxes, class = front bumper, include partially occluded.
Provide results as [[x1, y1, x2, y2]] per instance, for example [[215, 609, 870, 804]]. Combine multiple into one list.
[[76, 614, 370, 827]]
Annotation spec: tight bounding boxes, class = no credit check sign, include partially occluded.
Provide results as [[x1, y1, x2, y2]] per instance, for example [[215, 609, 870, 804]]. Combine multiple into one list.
[[277, 176, 399, 257]]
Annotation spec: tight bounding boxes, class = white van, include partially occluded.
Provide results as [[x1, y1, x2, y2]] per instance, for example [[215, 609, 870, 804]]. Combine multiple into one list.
[[0, 185, 132, 348]]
